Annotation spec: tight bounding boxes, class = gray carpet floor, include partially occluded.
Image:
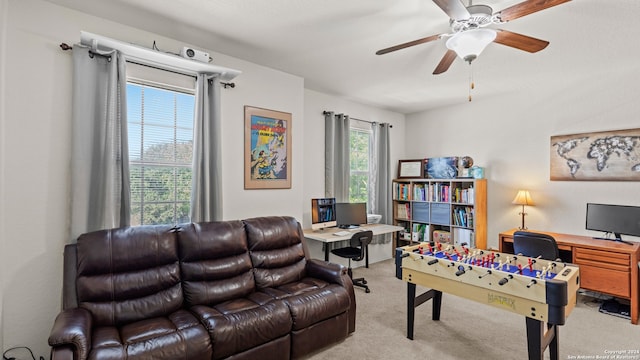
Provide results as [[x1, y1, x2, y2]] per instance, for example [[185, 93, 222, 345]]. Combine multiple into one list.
[[307, 259, 640, 360]]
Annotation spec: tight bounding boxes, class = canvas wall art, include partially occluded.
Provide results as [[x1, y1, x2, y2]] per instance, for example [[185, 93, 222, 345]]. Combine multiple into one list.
[[550, 128, 640, 181], [425, 157, 458, 179]]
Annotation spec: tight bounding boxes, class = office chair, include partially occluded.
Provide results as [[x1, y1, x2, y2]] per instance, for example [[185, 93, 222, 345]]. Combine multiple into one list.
[[513, 231, 560, 261], [331, 230, 373, 293], [513, 230, 562, 359]]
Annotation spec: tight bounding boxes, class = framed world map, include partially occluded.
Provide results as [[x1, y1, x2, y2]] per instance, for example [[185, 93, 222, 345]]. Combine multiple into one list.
[[550, 128, 640, 181]]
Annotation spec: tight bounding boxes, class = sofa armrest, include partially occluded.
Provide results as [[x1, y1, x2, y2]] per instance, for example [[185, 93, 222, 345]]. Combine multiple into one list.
[[306, 259, 348, 285], [48, 307, 93, 360], [306, 258, 356, 333]]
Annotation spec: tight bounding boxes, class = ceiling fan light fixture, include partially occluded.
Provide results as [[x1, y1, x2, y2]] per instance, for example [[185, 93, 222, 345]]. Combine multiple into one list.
[[446, 28, 497, 63]]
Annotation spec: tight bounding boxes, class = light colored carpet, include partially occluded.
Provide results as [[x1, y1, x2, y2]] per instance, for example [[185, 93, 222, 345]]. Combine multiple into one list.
[[307, 259, 640, 360]]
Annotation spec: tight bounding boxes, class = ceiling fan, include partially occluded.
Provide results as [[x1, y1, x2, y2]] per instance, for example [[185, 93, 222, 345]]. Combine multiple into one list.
[[376, 0, 571, 75]]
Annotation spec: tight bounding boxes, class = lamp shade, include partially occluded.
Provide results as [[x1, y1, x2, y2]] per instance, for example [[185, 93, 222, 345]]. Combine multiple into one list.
[[512, 190, 534, 206], [446, 29, 497, 63]]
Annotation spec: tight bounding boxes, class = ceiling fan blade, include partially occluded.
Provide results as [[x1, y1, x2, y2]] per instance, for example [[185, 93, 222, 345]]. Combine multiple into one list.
[[497, 0, 571, 22], [432, 0, 470, 21], [433, 50, 457, 75], [493, 29, 549, 53], [376, 34, 442, 55]]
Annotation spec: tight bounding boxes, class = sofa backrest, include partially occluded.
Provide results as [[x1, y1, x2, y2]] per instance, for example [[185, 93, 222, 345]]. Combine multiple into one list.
[[178, 220, 255, 307], [244, 216, 308, 289], [75, 225, 182, 327]]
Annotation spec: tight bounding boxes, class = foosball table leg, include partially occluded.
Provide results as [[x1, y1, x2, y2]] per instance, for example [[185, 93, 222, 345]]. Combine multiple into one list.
[[525, 317, 559, 360], [407, 283, 416, 340], [406, 283, 443, 340]]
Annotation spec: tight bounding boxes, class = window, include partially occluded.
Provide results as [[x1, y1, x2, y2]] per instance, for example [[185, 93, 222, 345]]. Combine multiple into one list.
[[349, 125, 372, 204], [127, 82, 195, 225]]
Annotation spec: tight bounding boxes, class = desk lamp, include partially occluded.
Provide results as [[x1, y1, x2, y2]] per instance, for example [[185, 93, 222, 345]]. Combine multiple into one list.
[[512, 190, 534, 230]]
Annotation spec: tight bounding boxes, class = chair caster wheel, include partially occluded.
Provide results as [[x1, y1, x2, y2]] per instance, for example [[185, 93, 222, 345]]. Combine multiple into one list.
[[365, 288, 371, 293]]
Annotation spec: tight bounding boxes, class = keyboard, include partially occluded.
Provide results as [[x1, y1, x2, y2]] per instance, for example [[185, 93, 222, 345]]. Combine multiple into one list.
[[333, 231, 351, 237]]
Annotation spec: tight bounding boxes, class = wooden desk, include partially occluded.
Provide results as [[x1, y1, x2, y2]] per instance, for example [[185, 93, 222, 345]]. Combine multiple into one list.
[[499, 228, 640, 325], [303, 224, 404, 265]]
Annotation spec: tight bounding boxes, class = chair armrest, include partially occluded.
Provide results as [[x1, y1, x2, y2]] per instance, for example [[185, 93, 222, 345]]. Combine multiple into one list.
[[48, 307, 93, 360], [306, 259, 348, 285]]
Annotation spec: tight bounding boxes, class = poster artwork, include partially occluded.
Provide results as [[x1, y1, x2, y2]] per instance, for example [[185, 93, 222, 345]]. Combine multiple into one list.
[[250, 115, 288, 180]]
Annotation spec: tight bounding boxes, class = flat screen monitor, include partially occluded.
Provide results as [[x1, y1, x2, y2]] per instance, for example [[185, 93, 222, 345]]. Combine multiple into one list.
[[336, 202, 367, 229], [586, 203, 640, 241], [311, 198, 337, 230]]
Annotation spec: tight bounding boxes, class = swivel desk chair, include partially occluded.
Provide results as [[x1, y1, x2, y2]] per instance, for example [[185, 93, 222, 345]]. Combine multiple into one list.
[[331, 230, 373, 293], [513, 230, 560, 261]]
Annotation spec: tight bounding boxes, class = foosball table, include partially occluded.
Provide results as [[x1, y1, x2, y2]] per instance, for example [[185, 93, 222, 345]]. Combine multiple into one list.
[[395, 242, 580, 360]]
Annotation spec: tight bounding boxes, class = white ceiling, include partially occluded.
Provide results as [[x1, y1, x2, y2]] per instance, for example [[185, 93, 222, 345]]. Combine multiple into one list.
[[44, 0, 638, 114]]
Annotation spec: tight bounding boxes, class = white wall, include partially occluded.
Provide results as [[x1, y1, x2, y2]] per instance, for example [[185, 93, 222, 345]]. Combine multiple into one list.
[[0, 0, 8, 352], [0, 0, 313, 356], [303, 89, 406, 265], [405, 65, 640, 249]]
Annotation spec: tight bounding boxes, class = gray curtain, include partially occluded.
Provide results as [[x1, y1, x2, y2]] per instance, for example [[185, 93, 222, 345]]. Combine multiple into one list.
[[325, 112, 350, 201], [190, 74, 222, 222], [70, 45, 130, 239], [370, 123, 392, 244]]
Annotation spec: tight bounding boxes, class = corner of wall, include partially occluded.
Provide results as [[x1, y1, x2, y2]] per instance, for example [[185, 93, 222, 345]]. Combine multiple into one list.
[[0, 0, 8, 352]]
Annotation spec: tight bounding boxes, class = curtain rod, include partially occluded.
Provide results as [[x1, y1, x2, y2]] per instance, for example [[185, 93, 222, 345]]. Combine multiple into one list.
[[79, 31, 241, 80], [323, 111, 392, 128], [59, 42, 236, 89]]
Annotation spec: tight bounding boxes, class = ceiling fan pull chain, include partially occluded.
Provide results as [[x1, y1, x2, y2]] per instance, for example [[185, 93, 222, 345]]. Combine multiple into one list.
[[468, 63, 474, 102]]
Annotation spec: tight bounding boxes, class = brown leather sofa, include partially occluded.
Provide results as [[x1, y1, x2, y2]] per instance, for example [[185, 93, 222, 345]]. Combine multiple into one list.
[[48, 216, 356, 360]]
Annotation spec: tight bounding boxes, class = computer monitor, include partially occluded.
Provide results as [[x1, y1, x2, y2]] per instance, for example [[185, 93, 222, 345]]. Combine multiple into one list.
[[586, 203, 640, 242], [311, 198, 337, 230], [335, 202, 367, 229]]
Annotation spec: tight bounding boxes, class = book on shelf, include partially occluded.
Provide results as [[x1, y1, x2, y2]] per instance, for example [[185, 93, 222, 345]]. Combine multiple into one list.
[[438, 183, 450, 202], [452, 185, 475, 204], [396, 203, 411, 219], [453, 206, 474, 228], [413, 184, 426, 201], [394, 182, 411, 200]]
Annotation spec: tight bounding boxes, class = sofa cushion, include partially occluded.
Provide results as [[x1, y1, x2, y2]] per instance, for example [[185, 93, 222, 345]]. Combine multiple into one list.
[[178, 221, 255, 306], [89, 309, 211, 360], [244, 216, 308, 289], [191, 299, 292, 360], [286, 285, 351, 330], [263, 281, 351, 330], [75, 225, 182, 327]]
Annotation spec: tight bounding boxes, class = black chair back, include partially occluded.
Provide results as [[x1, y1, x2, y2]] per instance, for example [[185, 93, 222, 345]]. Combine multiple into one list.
[[513, 231, 559, 260], [349, 230, 373, 261]]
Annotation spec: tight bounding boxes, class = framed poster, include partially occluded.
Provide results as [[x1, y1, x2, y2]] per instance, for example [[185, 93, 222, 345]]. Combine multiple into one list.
[[398, 159, 424, 179], [550, 128, 640, 181], [244, 106, 292, 189]]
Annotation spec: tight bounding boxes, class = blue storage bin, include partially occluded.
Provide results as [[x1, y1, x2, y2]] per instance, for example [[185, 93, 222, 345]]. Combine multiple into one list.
[[430, 203, 451, 225], [412, 202, 430, 222]]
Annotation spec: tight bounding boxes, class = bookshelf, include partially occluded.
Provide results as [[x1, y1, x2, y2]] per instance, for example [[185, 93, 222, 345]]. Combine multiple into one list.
[[392, 178, 487, 249]]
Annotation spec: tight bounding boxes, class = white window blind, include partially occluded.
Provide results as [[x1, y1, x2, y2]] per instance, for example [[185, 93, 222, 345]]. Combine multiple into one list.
[[127, 81, 195, 225], [349, 125, 372, 204]]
